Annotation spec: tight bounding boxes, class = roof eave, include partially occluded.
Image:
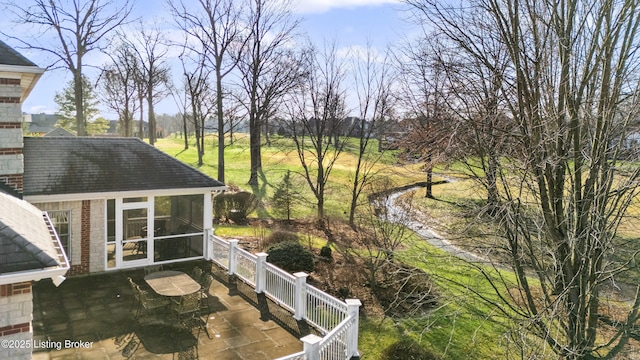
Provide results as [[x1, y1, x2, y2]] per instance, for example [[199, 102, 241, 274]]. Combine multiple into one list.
[[0, 264, 69, 286], [0, 64, 45, 101]]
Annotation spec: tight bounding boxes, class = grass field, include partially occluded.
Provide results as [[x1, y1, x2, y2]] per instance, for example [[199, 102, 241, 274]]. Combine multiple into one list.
[[157, 134, 427, 219]]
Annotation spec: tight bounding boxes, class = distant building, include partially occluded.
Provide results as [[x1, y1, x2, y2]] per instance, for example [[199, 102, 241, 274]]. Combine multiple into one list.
[[44, 127, 75, 137], [22, 113, 59, 135]]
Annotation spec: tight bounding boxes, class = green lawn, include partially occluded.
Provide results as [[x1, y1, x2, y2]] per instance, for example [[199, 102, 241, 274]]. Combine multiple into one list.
[[156, 134, 427, 219]]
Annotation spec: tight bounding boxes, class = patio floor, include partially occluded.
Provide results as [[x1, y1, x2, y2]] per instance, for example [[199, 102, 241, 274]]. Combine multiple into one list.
[[31, 260, 308, 359]]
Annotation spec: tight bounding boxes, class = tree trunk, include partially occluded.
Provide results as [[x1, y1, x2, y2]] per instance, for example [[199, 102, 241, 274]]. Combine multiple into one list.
[[425, 152, 433, 198], [74, 70, 86, 136], [138, 94, 144, 139], [182, 113, 188, 150], [248, 112, 261, 186], [216, 69, 225, 183], [147, 86, 156, 145]]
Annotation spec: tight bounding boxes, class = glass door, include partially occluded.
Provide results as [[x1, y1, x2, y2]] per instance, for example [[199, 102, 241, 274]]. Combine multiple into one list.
[[113, 197, 153, 268], [121, 207, 149, 264]]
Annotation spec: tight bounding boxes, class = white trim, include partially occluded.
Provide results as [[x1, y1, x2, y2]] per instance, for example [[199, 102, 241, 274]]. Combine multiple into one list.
[[0, 266, 69, 286], [24, 186, 227, 203], [0, 65, 45, 74], [0, 211, 70, 286]]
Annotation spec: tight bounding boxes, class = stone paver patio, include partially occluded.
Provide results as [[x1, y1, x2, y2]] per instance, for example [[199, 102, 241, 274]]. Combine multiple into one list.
[[31, 260, 308, 359]]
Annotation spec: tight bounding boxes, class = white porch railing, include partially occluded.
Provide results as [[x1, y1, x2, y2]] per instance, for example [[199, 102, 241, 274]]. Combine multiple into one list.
[[208, 233, 361, 360]]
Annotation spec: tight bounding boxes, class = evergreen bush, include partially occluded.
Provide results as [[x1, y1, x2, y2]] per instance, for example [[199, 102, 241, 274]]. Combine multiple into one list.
[[267, 241, 315, 273]]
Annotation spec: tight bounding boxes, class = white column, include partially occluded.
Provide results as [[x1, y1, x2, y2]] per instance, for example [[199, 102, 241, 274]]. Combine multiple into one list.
[[255, 252, 268, 293], [203, 192, 213, 260], [346, 299, 362, 358], [301, 334, 322, 360], [293, 272, 308, 320], [228, 239, 239, 276]]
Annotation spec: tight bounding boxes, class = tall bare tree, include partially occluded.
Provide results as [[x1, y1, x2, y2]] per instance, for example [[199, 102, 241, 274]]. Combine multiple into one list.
[[180, 51, 214, 167], [407, 0, 640, 358], [240, 0, 301, 186], [169, 0, 246, 183], [348, 45, 395, 226], [4, 0, 132, 136], [396, 40, 454, 198], [100, 41, 140, 137], [283, 42, 350, 221], [123, 21, 171, 145]]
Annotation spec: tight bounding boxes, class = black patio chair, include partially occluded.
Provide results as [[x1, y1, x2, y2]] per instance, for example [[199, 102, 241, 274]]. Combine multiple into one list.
[[133, 284, 170, 319], [190, 266, 203, 283], [172, 292, 201, 322], [199, 274, 214, 313]]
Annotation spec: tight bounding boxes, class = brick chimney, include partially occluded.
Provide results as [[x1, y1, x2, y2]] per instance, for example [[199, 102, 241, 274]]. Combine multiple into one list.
[[0, 40, 44, 196]]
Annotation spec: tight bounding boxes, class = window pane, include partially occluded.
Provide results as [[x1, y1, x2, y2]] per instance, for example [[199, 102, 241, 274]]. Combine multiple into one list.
[[107, 199, 115, 242], [47, 210, 70, 260], [123, 197, 147, 203]]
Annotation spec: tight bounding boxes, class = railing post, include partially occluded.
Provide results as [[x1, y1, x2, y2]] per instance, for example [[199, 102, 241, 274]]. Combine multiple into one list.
[[293, 272, 308, 320], [346, 299, 362, 359], [255, 252, 268, 293], [301, 334, 322, 360], [228, 239, 239, 276], [205, 228, 213, 260]]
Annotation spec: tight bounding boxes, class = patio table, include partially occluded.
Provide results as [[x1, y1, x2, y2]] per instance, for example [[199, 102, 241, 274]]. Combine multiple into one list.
[[144, 270, 201, 297]]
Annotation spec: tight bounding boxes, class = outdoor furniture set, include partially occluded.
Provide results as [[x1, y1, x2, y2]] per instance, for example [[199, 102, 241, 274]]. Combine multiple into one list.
[[127, 265, 214, 339]]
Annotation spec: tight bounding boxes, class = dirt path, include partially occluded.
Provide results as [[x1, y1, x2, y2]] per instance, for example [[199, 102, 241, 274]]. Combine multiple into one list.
[[385, 187, 490, 264]]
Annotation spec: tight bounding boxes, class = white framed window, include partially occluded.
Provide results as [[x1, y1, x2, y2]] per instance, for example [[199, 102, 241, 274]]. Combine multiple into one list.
[[48, 210, 71, 260]]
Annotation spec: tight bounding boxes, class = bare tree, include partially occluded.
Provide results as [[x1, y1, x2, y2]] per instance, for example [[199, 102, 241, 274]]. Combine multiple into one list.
[[100, 41, 140, 137], [407, 0, 640, 358], [348, 44, 395, 226], [169, 0, 246, 183], [395, 39, 454, 198], [4, 0, 133, 136], [180, 52, 215, 167], [123, 21, 171, 145], [283, 42, 350, 221], [240, 0, 301, 186]]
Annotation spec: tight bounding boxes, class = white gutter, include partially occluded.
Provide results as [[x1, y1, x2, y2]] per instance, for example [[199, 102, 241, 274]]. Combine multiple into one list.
[[25, 186, 227, 203], [0, 212, 71, 287], [0, 265, 69, 287], [0, 64, 45, 74]]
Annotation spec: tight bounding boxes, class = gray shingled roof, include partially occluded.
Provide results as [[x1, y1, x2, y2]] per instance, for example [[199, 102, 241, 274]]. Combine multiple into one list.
[[0, 192, 62, 273], [0, 39, 38, 67], [23, 137, 224, 196]]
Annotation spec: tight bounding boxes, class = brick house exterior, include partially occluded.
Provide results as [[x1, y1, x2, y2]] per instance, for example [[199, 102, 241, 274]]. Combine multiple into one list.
[[0, 39, 69, 360]]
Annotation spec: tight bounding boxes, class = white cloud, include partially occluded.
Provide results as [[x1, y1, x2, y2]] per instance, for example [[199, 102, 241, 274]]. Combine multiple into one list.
[[290, 0, 400, 14]]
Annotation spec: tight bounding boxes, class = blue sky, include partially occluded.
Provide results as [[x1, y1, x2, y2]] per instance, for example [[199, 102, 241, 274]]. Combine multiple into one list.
[[7, 0, 412, 118]]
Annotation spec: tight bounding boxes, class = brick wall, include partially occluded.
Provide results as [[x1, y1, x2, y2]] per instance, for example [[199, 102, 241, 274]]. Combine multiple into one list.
[[69, 200, 92, 275], [0, 282, 33, 360], [32, 201, 85, 274], [0, 76, 24, 195]]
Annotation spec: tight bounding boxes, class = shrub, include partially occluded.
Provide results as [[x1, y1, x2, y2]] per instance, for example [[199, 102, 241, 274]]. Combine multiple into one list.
[[320, 245, 332, 259], [380, 338, 438, 360], [214, 191, 258, 223], [264, 230, 299, 248], [267, 241, 315, 273]]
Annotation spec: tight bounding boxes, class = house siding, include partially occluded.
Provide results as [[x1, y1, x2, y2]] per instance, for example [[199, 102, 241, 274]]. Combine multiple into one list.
[[0, 283, 33, 360]]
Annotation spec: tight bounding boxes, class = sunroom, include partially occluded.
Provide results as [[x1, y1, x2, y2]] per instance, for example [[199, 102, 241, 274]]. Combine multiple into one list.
[[22, 137, 226, 275]]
